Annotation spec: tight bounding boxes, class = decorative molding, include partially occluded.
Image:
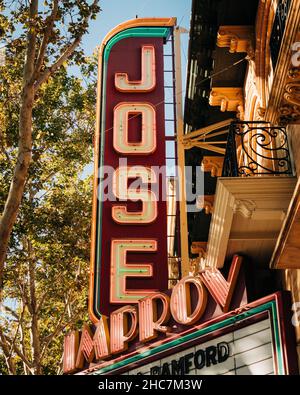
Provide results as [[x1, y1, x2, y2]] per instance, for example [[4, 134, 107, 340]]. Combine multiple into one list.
[[243, 60, 263, 121], [279, 104, 300, 124], [232, 199, 286, 221], [255, 106, 266, 120], [209, 88, 244, 119], [201, 156, 224, 177], [217, 25, 254, 58], [191, 241, 207, 256], [279, 67, 300, 124], [254, 0, 277, 110], [232, 199, 256, 219], [264, 3, 300, 124]]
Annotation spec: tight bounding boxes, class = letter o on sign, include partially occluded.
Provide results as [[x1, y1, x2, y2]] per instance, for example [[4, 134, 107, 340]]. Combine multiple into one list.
[[170, 276, 207, 325]]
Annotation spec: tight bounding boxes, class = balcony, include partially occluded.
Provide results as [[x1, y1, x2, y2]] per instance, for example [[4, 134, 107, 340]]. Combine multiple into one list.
[[204, 121, 296, 269], [222, 121, 293, 177]]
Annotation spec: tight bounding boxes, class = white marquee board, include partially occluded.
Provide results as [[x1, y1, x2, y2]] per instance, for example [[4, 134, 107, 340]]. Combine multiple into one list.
[[124, 319, 274, 375]]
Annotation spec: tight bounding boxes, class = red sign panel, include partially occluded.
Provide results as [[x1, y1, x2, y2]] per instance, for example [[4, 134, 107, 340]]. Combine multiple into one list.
[[89, 19, 176, 319]]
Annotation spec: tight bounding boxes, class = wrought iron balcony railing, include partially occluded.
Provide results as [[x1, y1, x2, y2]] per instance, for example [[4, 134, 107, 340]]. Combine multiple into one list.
[[222, 121, 293, 177]]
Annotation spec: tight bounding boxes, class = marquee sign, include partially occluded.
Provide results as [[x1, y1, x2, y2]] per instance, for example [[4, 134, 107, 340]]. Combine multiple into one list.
[[73, 292, 298, 375], [89, 18, 177, 320]]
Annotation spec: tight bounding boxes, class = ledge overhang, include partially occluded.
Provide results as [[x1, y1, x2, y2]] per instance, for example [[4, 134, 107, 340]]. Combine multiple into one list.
[[205, 176, 297, 269]]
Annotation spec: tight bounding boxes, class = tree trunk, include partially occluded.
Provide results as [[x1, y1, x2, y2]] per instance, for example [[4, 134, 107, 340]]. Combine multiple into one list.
[[0, 86, 34, 291], [0, 0, 38, 297], [31, 312, 42, 375], [19, 318, 30, 375], [28, 239, 42, 375]]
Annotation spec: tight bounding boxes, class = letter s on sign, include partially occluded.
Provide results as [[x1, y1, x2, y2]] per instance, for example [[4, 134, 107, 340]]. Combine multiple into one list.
[[112, 166, 157, 224]]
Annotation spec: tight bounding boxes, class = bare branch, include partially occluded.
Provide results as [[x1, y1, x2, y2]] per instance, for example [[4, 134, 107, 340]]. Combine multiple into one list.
[[0, 303, 19, 320]]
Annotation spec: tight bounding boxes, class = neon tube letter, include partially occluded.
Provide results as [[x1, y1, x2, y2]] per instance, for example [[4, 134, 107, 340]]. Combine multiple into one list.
[[115, 45, 156, 92], [110, 239, 157, 304]]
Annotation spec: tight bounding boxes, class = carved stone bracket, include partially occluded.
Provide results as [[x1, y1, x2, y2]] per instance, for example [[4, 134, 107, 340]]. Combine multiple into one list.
[[209, 88, 244, 119], [196, 194, 214, 214], [190, 242, 207, 276], [201, 156, 224, 177], [232, 199, 256, 219], [217, 25, 255, 58]]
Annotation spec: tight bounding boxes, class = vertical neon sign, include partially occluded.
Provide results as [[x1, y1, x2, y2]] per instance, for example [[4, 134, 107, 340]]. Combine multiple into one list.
[[89, 18, 177, 320]]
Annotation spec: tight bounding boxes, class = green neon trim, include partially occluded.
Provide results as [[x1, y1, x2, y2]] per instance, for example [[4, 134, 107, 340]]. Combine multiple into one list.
[[270, 301, 284, 374], [90, 300, 285, 375], [94, 25, 171, 319], [118, 295, 149, 300], [104, 27, 170, 61], [119, 269, 149, 273]]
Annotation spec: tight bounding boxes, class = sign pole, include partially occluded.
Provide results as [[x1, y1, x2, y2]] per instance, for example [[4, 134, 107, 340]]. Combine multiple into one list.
[[174, 26, 190, 277]]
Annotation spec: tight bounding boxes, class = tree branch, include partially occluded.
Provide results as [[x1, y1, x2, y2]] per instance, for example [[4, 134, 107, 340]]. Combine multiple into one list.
[[0, 304, 19, 320], [0, 130, 12, 164], [34, 0, 99, 91], [3, 333, 33, 370], [8, 301, 26, 360], [0, 328, 16, 374], [31, 0, 59, 82], [40, 305, 68, 358], [24, 0, 39, 85], [27, 238, 42, 374], [34, 36, 81, 90]]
